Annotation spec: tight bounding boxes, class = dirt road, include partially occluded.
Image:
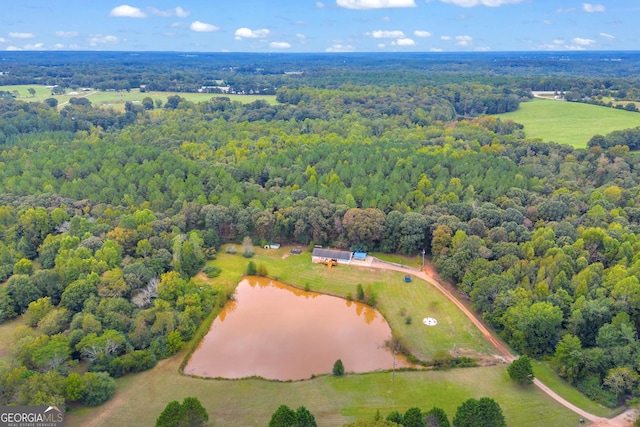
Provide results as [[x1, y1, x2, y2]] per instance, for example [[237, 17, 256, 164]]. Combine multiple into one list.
[[367, 258, 635, 427]]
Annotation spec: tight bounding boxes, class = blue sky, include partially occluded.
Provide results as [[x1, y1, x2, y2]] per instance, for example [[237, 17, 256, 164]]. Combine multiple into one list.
[[1, 1, 637, 52]]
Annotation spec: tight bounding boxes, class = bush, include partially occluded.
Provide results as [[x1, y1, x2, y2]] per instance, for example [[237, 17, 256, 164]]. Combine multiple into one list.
[[256, 263, 268, 277], [81, 372, 116, 406], [405, 315, 412, 325], [333, 359, 345, 376], [226, 245, 237, 254], [246, 261, 257, 275], [202, 265, 221, 278]]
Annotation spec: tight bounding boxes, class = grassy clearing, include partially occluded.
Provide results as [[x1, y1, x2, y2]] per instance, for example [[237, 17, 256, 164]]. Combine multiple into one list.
[[0, 85, 277, 111], [0, 316, 23, 362], [65, 352, 582, 427], [531, 361, 617, 418], [499, 98, 640, 148]]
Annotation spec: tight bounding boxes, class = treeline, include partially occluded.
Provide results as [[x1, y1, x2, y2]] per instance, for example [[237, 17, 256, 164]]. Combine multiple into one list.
[[588, 127, 640, 150]]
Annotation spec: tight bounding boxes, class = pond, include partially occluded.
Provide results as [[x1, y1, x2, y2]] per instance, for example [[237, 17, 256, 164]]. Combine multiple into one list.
[[184, 277, 406, 380]]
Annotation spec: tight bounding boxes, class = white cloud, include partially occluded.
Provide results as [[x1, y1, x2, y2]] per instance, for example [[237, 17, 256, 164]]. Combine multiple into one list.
[[440, 35, 451, 40], [414, 30, 432, 37], [0, 38, 6, 43], [572, 37, 595, 46], [326, 43, 355, 52], [9, 32, 35, 39], [543, 20, 552, 25], [583, 3, 605, 12], [190, 21, 219, 32], [109, 5, 147, 18], [378, 43, 386, 48], [600, 32, 614, 40], [553, 39, 565, 45], [316, 1, 326, 7], [337, 0, 416, 9], [555, 7, 575, 13], [456, 35, 473, 46], [270, 41, 291, 49], [296, 33, 306, 39], [234, 28, 270, 39], [23, 43, 44, 50], [149, 6, 190, 17], [369, 30, 405, 38], [55, 31, 78, 38], [394, 38, 415, 46], [430, 48, 444, 52], [439, 0, 523, 7], [89, 35, 119, 46], [6, 46, 21, 51], [475, 46, 490, 51], [54, 43, 64, 49]]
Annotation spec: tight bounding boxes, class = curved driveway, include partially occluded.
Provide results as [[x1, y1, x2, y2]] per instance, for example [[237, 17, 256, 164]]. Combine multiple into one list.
[[368, 258, 612, 424]]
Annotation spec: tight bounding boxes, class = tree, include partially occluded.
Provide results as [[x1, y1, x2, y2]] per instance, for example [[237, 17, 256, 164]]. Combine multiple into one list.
[[333, 359, 345, 376], [508, 355, 534, 384], [453, 397, 505, 427], [242, 236, 254, 258], [44, 98, 58, 108], [156, 400, 182, 427], [402, 407, 423, 427], [180, 396, 209, 427], [246, 261, 257, 275], [269, 404, 296, 427], [424, 407, 450, 427], [81, 372, 116, 406], [294, 406, 317, 427]]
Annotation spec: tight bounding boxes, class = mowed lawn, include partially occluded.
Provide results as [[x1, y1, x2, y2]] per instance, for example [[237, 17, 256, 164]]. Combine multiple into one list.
[[499, 98, 640, 148], [0, 85, 277, 111], [65, 354, 584, 427]]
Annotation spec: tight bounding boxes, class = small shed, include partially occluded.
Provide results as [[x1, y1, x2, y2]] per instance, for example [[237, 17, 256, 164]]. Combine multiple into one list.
[[311, 248, 353, 265], [353, 252, 367, 261], [264, 243, 281, 249]]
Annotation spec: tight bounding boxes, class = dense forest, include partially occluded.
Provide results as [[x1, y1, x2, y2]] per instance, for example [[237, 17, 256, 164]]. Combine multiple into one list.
[[2, 52, 640, 410]]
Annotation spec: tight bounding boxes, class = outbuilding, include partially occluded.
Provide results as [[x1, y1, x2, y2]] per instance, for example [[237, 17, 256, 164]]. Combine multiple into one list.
[[311, 248, 353, 265]]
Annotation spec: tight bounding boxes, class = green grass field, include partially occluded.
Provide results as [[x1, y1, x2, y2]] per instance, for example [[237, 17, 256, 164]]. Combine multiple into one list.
[[531, 361, 616, 418], [60, 247, 605, 426], [65, 355, 585, 427], [499, 98, 640, 148], [0, 85, 277, 111]]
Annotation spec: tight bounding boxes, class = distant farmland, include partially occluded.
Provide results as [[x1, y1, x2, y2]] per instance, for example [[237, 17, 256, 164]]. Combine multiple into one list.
[[499, 98, 640, 148], [0, 85, 277, 111]]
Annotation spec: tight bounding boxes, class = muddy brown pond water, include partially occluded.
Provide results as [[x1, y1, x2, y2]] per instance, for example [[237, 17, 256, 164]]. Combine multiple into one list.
[[184, 277, 406, 380]]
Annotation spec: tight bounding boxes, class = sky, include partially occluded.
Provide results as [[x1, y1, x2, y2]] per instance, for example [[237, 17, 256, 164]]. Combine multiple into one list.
[[1, 0, 638, 53]]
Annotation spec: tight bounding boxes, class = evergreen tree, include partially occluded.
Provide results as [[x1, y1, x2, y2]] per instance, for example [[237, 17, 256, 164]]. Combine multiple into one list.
[[156, 401, 182, 427], [508, 355, 534, 384], [295, 406, 318, 427], [424, 407, 450, 427], [333, 359, 345, 376], [453, 397, 505, 427], [269, 404, 296, 427]]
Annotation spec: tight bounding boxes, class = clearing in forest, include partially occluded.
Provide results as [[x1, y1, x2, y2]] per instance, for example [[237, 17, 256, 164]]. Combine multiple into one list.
[[499, 98, 640, 148]]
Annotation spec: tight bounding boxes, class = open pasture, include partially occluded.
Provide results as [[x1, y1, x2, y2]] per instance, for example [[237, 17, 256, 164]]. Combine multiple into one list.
[[0, 85, 277, 111], [65, 350, 586, 427], [499, 98, 640, 148]]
